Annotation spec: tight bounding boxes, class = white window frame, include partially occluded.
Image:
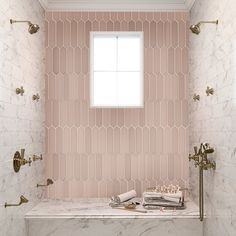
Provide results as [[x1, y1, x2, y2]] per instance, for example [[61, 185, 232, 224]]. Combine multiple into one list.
[[90, 31, 144, 108]]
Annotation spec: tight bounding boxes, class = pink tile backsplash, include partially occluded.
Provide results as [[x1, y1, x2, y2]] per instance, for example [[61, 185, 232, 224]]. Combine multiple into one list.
[[45, 11, 189, 198]]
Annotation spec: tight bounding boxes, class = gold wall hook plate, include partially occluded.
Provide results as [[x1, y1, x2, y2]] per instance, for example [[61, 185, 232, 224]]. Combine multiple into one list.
[[13, 151, 22, 172]]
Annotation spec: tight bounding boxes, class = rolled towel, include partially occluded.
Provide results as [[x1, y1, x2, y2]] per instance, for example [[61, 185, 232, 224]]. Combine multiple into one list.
[[111, 190, 137, 204]]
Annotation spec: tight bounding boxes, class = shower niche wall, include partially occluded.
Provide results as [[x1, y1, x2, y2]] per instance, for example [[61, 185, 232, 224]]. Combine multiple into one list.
[[45, 11, 189, 199]]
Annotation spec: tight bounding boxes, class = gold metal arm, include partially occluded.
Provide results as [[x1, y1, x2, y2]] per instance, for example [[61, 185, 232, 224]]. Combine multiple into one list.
[[5, 195, 28, 208], [37, 178, 54, 188]]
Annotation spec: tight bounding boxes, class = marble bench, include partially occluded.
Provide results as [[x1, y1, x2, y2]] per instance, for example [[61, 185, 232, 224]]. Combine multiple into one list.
[[25, 198, 203, 236]]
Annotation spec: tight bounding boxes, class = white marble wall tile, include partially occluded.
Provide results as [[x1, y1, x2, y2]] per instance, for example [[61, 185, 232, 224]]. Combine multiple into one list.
[[0, 0, 45, 235], [189, 0, 236, 235]]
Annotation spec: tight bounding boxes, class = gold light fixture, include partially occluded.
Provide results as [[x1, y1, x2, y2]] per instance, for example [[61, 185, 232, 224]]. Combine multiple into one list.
[[10, 19, 40, 34], [190, 20, 218, 35], [5, 195, 29, 208]]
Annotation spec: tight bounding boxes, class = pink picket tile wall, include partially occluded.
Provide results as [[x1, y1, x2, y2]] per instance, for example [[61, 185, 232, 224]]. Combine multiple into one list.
[[45, 12, 189, 198]]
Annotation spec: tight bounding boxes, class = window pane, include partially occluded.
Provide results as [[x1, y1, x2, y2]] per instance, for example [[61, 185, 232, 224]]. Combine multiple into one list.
[[117, 72, 142, 107], [93, 72, 117, 106], [117, 36, 141, 71], [93, 36, 116, 71]]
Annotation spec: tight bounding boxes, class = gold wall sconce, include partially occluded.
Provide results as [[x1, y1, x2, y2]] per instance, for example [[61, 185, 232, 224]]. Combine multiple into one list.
[[16, 86, 24, 96], [13, 149, 32, 173], [193, 94, 200, 101], [32, 154, 43, 162], [37, 178, 54, 188], [5, 195, 28, 208], [189, 143, 216, 221], [206, 86, 214, 96], [32, 93, 40, 101]]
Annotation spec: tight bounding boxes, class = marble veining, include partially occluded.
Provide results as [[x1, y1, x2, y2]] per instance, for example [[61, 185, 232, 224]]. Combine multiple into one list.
[[25, 198, 202, 236]]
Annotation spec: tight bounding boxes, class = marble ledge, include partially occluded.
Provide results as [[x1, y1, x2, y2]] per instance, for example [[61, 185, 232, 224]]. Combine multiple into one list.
[[25, 198, 200, 219]]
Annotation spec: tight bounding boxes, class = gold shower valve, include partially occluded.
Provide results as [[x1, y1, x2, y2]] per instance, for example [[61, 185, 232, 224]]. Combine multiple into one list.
[[193, 93, 200, 101], [16, 86, 24, 96], [32, 93, 40, 101], [13, 149, 32, 172], [206, 86, 214, 96]]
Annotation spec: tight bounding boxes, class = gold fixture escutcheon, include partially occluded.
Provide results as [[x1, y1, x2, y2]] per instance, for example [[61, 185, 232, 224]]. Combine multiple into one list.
[[16, 86, 24, 96], [206, 86, 214, 96]]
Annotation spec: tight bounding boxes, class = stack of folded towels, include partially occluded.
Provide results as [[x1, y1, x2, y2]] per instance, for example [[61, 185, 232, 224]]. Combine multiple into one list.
[[142, 184, 185, 209]]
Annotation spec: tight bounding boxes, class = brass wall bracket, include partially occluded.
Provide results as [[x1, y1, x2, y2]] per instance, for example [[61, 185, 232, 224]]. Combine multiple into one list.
[[32, 154, 43, 161], [193, 94, 200, 101], [206, 86, 214, 96], [13, 149, 32, 173], [37, 178, 54, 187], [189, 143, 216, 221], [32, 93, 40, 101], [5, 195, 28, 208], [16, 86, 24, 96]]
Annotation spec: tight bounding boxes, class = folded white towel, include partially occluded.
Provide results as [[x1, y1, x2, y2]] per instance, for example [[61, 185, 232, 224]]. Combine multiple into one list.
[[143, 191, 183, 203]]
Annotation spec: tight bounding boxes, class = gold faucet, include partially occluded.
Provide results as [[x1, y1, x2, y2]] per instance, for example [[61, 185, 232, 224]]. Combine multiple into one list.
[[189, 143, 216, 222], [189, 143, 216, 170], [5, 195, 28, 208], [37, 178, 54, 187]]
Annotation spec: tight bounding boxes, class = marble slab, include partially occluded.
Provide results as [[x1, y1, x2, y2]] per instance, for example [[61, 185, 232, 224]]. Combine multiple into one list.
[[25, 198, 203, 236]]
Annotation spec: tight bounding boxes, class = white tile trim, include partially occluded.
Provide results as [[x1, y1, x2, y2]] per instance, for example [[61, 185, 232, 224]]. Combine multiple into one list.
[[38, 0, 196, 11]]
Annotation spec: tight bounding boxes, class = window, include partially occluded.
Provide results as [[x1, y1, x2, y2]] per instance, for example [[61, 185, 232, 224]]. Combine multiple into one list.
[[90, 32, 143, 108]]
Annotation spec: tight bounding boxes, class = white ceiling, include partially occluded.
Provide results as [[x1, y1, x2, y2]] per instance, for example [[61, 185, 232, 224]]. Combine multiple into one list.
[[38, 0, 196, 11]]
